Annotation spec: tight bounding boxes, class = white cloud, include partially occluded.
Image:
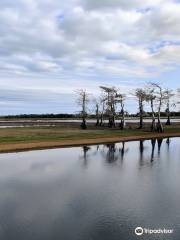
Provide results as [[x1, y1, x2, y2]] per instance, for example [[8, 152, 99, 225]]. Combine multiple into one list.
[[0, 0, 180, 113], [1, 0, 180, 78]]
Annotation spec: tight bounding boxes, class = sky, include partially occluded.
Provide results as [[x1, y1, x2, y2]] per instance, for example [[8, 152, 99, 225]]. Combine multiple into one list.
[[0, 0, 180, 115]]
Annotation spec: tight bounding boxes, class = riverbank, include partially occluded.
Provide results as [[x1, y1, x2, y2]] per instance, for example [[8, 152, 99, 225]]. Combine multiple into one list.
[[0, 125, 180, 153]]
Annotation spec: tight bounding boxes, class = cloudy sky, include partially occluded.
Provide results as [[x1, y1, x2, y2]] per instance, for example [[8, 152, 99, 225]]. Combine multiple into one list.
[[0, 0, 180, 115]]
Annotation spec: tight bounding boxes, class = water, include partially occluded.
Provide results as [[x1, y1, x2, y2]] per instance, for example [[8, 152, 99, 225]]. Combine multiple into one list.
[[0, 138, 179, 240], [0, 118, 180, 128]]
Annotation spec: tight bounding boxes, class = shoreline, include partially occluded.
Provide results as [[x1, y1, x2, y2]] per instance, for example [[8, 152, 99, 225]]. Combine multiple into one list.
[[0, 132, 180, 154]]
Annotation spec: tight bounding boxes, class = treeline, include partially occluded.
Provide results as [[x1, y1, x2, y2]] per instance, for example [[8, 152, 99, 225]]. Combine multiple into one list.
[[1, 114, 77, 119], [1, 112, 180, 119], [132, 112, 180, 117], [76, 83, 180, 132]]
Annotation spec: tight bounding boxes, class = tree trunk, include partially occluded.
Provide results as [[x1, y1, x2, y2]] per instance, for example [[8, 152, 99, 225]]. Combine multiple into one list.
[[119, 102, 125, 130], [119, 111, 125, 130], [95, 104, 100, 126], [96, 119, 99, 126], [139, 115, 143, 129], [81, 117, 87, 129], [100, 113, 104, 126], [119, 119, 125, 130], [112, 115, 116, 127], [151, 111, 156, 132], [156, 88, 163, 132], [151, 100, 156, 131], [139, 99, 143, 129], [108, 117, 113, 128], [157, 114, 163, 133], [151, 117, 156, 132], [81, 92, 87, 129], [165, 101, 171, 125], [166, 113, 171, 125]]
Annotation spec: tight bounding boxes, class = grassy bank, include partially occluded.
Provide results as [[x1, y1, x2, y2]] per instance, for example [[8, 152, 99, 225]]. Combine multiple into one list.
[[0, 125, 180, 153]]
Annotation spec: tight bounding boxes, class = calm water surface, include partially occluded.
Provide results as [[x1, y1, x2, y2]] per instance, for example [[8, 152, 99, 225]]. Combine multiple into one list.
[[0, 138, 179, 240]]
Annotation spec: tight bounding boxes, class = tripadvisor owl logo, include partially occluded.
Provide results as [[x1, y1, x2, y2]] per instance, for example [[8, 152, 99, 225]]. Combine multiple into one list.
[[135, 227, 143, 236], [134, 226, 173, 236]]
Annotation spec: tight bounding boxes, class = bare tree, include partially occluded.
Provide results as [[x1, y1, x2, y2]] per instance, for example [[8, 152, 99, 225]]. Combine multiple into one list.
[[76, 89, 90, 129], [164, 89, 175, 125], [100, 86, 117, 127], [145, 86, 157, 131], [116, 93, 126, 129], [150, 83, 166, 133], [93, 98, 100, 126], [95, 102, 100, 126], [99, 94, 106, 126], [134, 88, 147, 129]]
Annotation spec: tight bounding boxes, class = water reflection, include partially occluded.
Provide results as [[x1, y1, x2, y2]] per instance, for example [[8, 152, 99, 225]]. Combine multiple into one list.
[[79, 138, 170, 166], [80, 146, 91, 167], [119, 142, 129, 163], [0, 138, 179, 240], [157, 138, 163, 156], [166, 137, 170, 148], [139, 140, 144, 163], [105, 144, 119, 163], [97, 143, 129, 164], [151, 138, 156, 162]]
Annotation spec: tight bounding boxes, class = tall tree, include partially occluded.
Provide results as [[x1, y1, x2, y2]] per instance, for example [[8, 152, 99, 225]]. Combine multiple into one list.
[[99, 94, 106, 126], [95, 102, 100, 126], [93, 98, 100, 126], [164, 89, 175, 125], [76, 89, 90, 129], [150, 83, 166, 133], [134, 88, 147, 129], [145, 86, 156, 131], [100, 86, 117, 127], [116, 93, 126, 130]]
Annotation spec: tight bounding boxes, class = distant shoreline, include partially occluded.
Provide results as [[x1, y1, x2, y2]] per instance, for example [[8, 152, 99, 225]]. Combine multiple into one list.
[[0, 118, 180, 128]]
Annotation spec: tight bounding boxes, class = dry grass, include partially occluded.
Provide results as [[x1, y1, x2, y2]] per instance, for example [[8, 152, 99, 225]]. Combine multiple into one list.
[[0, 124, 180, 153]]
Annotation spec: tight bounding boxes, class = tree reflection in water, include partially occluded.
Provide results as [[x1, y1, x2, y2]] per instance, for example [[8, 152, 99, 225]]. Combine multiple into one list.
[[105, 144, 118, 163], [151, 138, 156, 162], [79, 138, 170, 167], [150, 138, 164, 162], [80, 146, 91, 167], [166, 138, 170, 148], [120, 142, 125, 163], [139, 140, 144, 164], [100, 142, 129, 164], [157, 138, 163, 156]]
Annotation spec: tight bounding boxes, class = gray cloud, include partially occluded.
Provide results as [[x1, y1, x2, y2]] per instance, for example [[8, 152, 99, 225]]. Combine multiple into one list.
[[81, 0, 165, 10]]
